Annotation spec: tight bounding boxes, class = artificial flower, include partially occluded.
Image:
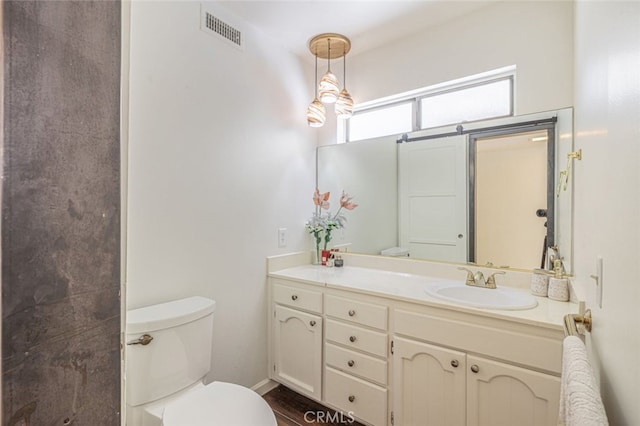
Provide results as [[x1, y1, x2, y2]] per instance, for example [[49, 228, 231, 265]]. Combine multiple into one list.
[[339, 191, 358, 210], [313, 188, 330, 210], [305, 189, 358, 257]]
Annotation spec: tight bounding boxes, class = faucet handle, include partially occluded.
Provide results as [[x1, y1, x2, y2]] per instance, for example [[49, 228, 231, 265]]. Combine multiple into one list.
[[458, 267, 476, 286], [486, 271, 506, 288]]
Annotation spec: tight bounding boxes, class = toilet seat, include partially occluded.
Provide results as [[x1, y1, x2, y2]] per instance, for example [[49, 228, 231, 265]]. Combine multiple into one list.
[[162, 381, 277, 426]]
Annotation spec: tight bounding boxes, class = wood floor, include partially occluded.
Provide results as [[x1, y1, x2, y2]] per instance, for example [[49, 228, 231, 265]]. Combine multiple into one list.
[[263, 385, 365, 426]]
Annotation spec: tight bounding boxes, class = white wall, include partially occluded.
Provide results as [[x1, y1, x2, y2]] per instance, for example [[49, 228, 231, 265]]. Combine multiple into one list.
[[319, 0, 574, 145], [126, 1, 316, 388], [572, 2, 640, 425]]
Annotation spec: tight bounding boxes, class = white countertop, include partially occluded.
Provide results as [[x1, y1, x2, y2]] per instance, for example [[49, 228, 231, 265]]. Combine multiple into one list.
[[269, 264, 578, 331]]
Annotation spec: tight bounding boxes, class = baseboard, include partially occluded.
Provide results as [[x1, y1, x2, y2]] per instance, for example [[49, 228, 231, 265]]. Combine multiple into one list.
[[251, 378, 279, 396]]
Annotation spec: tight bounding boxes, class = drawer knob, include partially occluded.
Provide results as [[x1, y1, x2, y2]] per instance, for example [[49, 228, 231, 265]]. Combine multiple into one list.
[[309, 320, 316, 327], [451, 359, 459, 368], [291, 295, 298, 301], [348, 395, 356, 403], [349, 335, 357, 343], [471, 364, 480, 373], [348, 309, 356, 317], [347, 360, 355, 367]]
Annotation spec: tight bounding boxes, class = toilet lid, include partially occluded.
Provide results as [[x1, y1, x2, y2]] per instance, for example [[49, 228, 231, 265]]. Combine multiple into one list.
[[163, 382, 277, 426]]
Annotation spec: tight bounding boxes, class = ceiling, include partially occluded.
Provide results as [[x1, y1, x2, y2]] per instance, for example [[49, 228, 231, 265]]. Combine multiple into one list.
[[217, 1, 497, 61]]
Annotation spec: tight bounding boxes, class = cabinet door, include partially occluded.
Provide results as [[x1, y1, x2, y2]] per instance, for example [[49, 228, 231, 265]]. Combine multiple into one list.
[[393, 337, 466, 426], [466, 355, 560, 426], [273, 305, 323, 400]]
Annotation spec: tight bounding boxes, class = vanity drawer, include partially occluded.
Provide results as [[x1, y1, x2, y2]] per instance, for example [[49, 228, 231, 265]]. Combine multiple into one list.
[[326, 319, 388, 358], [325, 367, 387, 426], [325, 343, 387, 386], [394, 309, 562, 374], [326, 295, 388, 331], [273, 283, 323, 314]]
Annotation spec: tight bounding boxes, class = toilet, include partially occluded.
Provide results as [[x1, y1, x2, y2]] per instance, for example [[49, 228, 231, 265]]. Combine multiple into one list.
[[125, 296, 277, 426], [381, 246, 410, 257]]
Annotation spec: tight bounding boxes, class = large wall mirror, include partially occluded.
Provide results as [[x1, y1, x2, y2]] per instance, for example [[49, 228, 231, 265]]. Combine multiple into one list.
[[317, 108, 574, 272]]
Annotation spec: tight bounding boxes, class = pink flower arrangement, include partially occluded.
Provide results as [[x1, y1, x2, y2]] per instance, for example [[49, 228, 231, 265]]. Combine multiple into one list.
[[306, 188, 358, 257]]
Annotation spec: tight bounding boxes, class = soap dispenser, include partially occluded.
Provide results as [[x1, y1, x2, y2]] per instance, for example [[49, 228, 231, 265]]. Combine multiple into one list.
[[548, 259, 569, 301], [530, 268, 550, 296]]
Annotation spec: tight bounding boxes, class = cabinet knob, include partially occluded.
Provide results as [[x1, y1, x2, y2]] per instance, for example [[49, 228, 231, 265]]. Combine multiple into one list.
[[348, 309, 356, 317], [291, 295, 298, 301], [347, 360, 355, 367], [309, 320, 316, 327], [349, 335, 357, 343], [451, 359, 459, 368], [471, 364, 480, 373], [348, 395, 356, 403]]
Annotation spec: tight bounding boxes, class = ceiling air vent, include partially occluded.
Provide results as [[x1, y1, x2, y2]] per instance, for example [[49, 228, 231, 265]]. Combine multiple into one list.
[[201, 7, 243, 50]]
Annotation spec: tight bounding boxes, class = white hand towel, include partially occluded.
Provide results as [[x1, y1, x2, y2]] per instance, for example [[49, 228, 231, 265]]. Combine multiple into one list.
[[559, 336, 608, 426]]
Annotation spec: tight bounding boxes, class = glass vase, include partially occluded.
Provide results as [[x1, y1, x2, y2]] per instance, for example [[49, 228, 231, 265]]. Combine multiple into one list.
[[314, 245, 321, 265]]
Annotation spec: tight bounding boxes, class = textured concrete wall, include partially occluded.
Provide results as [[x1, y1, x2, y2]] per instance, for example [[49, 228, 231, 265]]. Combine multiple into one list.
[[2, 1, 121, 424]]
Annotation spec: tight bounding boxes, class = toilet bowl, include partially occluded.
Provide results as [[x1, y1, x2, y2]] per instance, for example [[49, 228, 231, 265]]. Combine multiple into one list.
[[162, 382, 275, 426], [125, 296, 276, 426]]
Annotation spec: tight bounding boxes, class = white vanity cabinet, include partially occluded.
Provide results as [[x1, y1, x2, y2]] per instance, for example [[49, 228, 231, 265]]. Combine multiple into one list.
[[392, 308, 561, 426], [268, 269, 565, 426], [270, 279, 323, 400], [324, 295, 389, 426]]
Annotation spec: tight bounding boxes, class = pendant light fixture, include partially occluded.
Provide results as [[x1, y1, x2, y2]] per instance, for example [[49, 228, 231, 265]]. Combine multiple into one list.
[[335, 52, 354, 119], [308, 33, 352, 126], [306, 53, 326, 127], [318, 38, 340, 103]]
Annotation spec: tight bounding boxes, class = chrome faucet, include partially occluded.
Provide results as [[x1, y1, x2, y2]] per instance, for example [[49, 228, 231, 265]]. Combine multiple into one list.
[[458, 267, 506, 289]]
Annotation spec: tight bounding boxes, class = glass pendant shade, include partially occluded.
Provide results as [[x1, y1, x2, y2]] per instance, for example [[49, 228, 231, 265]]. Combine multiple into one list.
[[307, 98, 326, 127], [318, 70, 340, 104], [307, 51, 325, 128], [335, 88, 354, 118]]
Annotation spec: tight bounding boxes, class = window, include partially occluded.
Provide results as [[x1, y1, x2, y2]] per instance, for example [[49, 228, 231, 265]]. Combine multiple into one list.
[[348, 102, 413, 142], [419, 78, 512, 129], [344, 68, 515, 143]]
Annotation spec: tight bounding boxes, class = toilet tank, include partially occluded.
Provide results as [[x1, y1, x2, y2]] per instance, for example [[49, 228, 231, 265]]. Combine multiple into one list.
[[126, 296, 216, 407]]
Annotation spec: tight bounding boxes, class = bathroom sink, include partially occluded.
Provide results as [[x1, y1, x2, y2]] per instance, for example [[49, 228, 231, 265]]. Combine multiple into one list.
[[424, 280, 538, 310]]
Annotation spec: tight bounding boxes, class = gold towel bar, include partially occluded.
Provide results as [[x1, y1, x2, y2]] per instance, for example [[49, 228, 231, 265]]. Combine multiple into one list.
[[557, 149, 583, 197], [563, 309, 592, 337]]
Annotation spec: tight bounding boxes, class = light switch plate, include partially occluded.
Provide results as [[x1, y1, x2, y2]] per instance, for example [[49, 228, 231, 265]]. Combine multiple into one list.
[[278, 228, 287, 248], [596, 255, 603, 308]]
